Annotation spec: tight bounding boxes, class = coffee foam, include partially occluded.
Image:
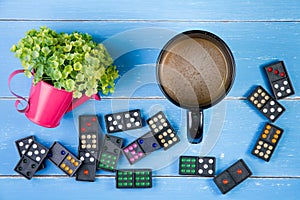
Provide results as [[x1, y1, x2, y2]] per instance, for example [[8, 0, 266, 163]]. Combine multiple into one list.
[[158, 37, 230, 108]]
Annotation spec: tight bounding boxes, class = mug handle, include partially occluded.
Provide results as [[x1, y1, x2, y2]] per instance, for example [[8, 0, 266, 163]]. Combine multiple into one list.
[[8, 69, 30, 113], [187, 108, 203, 144]]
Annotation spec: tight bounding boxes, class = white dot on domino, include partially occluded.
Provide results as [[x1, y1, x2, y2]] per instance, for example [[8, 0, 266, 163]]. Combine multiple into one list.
[[277, 92, 282, 97], [270, 101, 275, 106], [280, 87, 285, 91], [19, 142, 24, 147], [263, 108, 268, 113], [198, 169, 203, 174], [107, 116, 112, 121], [133, 112, 139, 117], [287, 89, 291, 94], [208, 169, 213, 174], [283, 80, 288, 85], [274, 84, 279, 89]]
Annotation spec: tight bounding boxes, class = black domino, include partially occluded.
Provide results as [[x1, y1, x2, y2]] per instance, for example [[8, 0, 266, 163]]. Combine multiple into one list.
[[76, 150, 97, 182], [116, 169, 152, 188], [247, 86, 285, 122], [15, 135, 46, 171], [123, 140, 146, 165], [105, 109, 143, 133], [252, 123, 284, 162], [79, 115, 100, 154], [147, 111, 180, 150], [15, 136, 35, 156], [98, 135, 124, 172], [213, 159, 252, 194], [122, 131, 162, 165], [264, 61, 295, 99], [14, 141, 49, 180], [179, 156, 215, 177], [48, 142, 82, 176], [137, 131, 161, 154]]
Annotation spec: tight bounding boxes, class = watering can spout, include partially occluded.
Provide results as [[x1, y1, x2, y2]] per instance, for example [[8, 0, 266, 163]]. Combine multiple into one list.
[[66, 93, 101, 113]]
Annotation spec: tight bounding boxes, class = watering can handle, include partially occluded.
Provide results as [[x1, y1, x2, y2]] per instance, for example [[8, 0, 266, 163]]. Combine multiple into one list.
[[8, 69, 101, 113], [8, 69, 31, 113]]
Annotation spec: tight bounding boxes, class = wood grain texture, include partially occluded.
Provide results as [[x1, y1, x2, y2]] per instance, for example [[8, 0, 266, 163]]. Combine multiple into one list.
[[0, 177, 299, 200], [1, 1, 300, 199], [1, 22, 300, 97], [0, 0, 300, 21], [1, 99, 299, 177]]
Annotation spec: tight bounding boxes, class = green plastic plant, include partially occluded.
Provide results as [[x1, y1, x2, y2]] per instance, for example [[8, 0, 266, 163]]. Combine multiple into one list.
[[11, 26, 119, 98]]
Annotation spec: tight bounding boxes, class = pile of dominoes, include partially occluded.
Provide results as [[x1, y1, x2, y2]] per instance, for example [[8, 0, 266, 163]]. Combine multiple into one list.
[[14, 110, 180, 189], [13, 60, 294, 194]]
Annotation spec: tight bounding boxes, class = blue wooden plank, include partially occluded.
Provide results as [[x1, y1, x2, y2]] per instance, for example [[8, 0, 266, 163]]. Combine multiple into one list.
[[1, 22, 300, 98], [1, 99, 299, 176], [1, 0, 300, 21], [0, 177, 299, 200]]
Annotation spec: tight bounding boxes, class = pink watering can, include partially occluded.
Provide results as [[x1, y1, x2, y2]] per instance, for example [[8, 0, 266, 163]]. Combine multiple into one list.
[[8, 69, 100, 128]]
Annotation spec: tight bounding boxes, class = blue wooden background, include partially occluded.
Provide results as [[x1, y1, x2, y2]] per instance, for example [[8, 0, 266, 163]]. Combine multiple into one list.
[[0, 1, 300, 199]]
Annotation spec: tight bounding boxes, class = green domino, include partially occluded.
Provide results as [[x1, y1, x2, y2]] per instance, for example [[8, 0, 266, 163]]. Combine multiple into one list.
[[116, 169, 152, 189]]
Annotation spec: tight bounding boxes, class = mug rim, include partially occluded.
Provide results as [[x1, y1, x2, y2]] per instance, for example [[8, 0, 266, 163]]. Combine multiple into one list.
[[156, 30, 236, 110]]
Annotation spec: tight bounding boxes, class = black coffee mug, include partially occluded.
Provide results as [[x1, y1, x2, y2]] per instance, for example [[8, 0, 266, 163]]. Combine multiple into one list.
[[156, 30, 235, 144]]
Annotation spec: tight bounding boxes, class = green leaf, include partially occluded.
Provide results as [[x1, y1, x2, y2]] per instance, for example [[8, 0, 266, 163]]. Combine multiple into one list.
[[82, 44, 91, 52], [24, 70, 32, 78], [64, 65, 73, 73], [50, 61, 59, 68], [53, 70, 62, 80], [41, 47, 51, 55], [76, 73, 84, 82], [74, 62, 82, 71], [10, 45, 17, 52], [65, 79, 75, 91], [73, 91, 82, 98], [32, 51, 39, 59], [64, 44, 72, 52], [54, 82, 62, 89]]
